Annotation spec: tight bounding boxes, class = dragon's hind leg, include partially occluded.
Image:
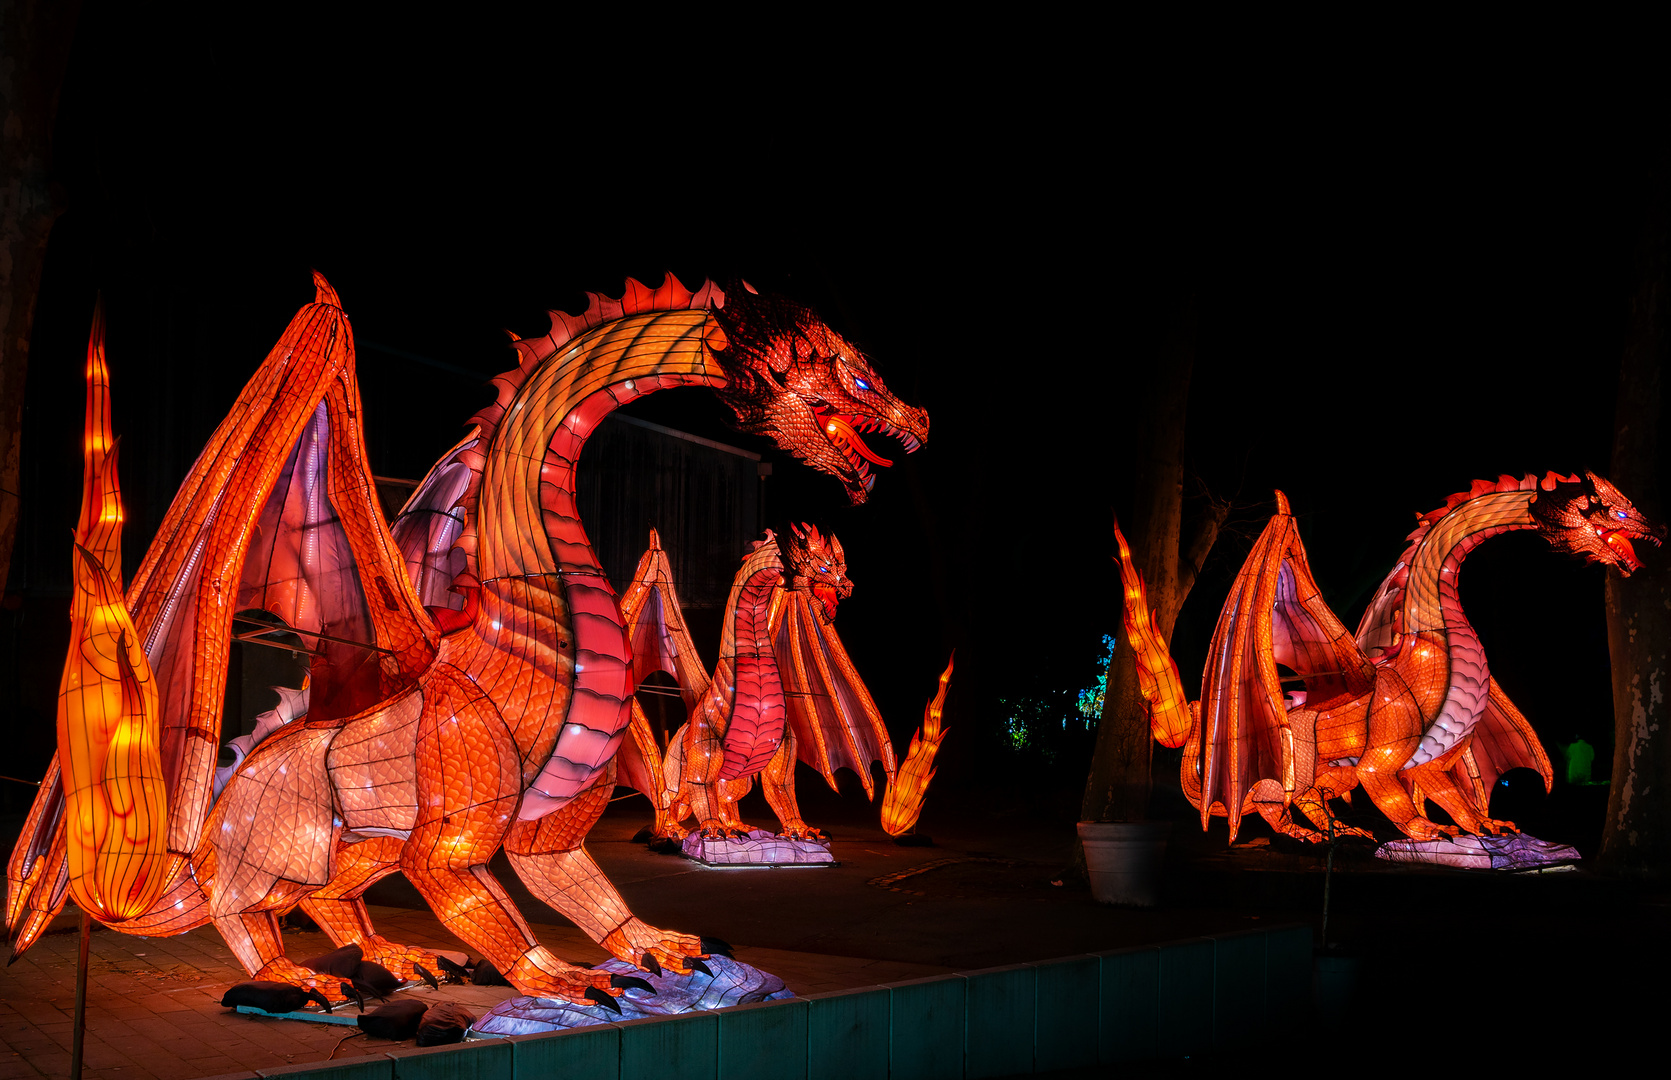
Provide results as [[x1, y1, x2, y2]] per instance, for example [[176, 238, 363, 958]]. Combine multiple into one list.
[[215, 905, 348, 1000], [506, 767, 707, 975], [759, 728, 822, 840], [205, 725, 348, 997], [1286, 766, 1375, 840], [1247, 774, 1373, 843], [300, 835, 443, 981]]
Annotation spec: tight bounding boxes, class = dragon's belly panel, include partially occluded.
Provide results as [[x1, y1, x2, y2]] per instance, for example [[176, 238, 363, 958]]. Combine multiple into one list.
[[326, 687, 424, 837], [716, 577, 786, 781], [719, 653, 788, 779]]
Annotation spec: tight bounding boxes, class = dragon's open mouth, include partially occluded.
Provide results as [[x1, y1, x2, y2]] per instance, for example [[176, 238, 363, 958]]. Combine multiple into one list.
[[820, 412, 921, 492], [1603, 527, 1659, 574], [812, 584, 842, 623]]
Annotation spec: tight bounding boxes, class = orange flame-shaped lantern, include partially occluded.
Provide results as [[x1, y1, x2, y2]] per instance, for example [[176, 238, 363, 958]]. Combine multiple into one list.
[[56, 304, 177, 922], [881, 654, 954, 836], [1113, 520, 1191, 749]]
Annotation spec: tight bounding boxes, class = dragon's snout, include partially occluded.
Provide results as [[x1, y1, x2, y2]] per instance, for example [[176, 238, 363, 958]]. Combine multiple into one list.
[[1602, 520, 1664, 575], [819, 407, 928, 497]]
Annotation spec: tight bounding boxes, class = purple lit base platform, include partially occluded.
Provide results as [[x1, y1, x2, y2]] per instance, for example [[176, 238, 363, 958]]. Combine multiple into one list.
[[1375, 832, 1581, 870], [681, 828, 835, 866], [466, 956, 792, 1037]]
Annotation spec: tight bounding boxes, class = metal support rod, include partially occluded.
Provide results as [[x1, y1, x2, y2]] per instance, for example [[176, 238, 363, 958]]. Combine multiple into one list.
[[1320, 808, 1337, 953], [230, 615, 394, 655], [71, 908, 90, 1080]]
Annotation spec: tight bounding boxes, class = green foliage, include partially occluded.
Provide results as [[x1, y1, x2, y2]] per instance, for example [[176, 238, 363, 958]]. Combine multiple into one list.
[[1000, 634, 1116, 763]]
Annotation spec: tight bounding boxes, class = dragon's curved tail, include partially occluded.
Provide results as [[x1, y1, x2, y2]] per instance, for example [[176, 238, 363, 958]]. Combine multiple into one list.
[[1113, 520, 1193, 749], [880, 654, 954, 837]]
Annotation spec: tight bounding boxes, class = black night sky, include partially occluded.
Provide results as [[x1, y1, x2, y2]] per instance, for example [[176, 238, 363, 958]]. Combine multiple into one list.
[[7, 11, 1664, 841]]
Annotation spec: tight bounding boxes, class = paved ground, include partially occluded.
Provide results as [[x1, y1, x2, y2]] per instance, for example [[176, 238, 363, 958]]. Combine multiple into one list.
[[2, 781, 1667, 1077]]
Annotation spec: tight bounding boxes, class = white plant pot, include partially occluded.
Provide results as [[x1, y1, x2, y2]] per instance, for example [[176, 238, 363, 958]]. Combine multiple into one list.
[[1078, 820, 1171, 906]]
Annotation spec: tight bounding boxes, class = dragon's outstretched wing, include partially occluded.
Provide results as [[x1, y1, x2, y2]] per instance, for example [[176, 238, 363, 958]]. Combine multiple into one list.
[[614, 530, 710, 805], [1449, 678, 1554, 809], [772, 589, 896, 799], [1194, 492, 1374, 838], [7, 276, 437, 950], [388, 432, 478, 612], [620, 530, 709, 713]]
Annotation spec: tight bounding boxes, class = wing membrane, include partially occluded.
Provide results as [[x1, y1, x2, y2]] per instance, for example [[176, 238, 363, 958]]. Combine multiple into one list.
[[1196, 493, 1373, 837]]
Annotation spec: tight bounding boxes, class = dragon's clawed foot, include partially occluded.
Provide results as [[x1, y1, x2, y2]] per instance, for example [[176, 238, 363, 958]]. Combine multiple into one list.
[[507, 946, 629, 1005], [356, 935, 444, 983], [1401, 818, 1461, 842], [1279, 819, 1374, 844], [1473, 817, 1521, 836], [776, 819, 825, 842], [696, 818, 753, 840], [252, 958, 351, 1003], [603, 918, 708, 976]]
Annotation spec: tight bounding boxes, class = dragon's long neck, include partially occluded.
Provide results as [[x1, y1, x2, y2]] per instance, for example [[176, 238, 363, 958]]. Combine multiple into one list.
[[1398, 488, 1537, 766], [471, 310, 727, 816]]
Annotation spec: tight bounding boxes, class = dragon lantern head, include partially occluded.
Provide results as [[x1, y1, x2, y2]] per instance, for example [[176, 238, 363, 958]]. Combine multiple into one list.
[[710, 285, 928, 504], [1530, 471, 1665, 575], [782, 522, 851, 623]]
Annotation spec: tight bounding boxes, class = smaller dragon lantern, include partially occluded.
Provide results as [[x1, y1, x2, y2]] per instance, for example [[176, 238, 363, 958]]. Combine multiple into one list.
[[1117, 474, 1662, 863], [617, 525, 952, 862]]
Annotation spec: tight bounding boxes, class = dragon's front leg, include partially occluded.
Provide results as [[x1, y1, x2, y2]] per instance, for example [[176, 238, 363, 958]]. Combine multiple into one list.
[[401, 672, 621, 1005], [1356, 674, 1458, 841], [506, 771, 709, 976], [1399, 748, 1519, 836], [678, 699, 752, 838]]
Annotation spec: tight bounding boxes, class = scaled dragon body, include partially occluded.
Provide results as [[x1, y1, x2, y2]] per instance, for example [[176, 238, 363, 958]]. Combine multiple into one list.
[[6, 274, 928, 1003], [1121, 473, 1662, 842]]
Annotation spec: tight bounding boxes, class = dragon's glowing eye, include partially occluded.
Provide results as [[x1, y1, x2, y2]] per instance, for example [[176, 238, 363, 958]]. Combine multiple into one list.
[[1616, 510, 1629, 520], [855, 378, 870, 391]]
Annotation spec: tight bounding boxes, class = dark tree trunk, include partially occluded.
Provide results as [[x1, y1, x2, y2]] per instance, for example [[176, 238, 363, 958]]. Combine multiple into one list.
[[1080, 294, 1223, 822], [1599, 147, 1671, 876], [0, 0, 81, 595]]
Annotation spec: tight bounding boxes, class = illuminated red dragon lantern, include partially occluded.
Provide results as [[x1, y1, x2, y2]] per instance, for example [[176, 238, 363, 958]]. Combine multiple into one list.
[[6, 274, 928, 1005], [614, 523, 951, 847], [1119, 474, 1662, 844]]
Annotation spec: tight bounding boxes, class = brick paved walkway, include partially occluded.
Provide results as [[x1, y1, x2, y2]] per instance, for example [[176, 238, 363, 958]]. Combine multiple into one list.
[[0, 904, 948, 1080]]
